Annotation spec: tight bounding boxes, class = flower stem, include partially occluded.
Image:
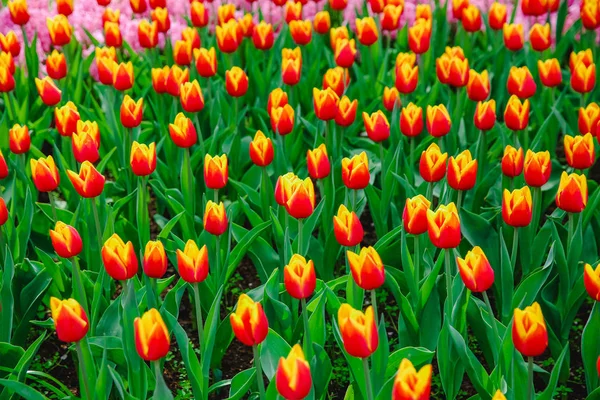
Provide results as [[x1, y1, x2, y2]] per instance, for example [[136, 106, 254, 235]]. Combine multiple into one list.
[[456, 190, 463, 212], [409, 138, 415, 184], [482, 290, 500, 361], [371, 290, 378, 326], [76, 341, 92, 400], [71, 257, 88, 314], [49, 192, 58, 222], [362, 357, 374, 400], [528, 356, 534, 400], [510, 227, 519, 269], [414, 235, 420, 282], [193, 283, 204, 357], [445, 249, 453, 320], [253, 344, 266, 399], [91, 199, 104, 258], [567, 212, 574, 252], [301, 298, 312, 360], [297, 218, 303, 255], [426, 181, 434, 204]]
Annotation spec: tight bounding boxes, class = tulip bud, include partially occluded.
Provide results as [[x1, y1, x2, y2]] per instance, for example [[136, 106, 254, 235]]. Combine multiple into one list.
[[329, 0, 348, 10], [570, 50, 594, 73], [399, 102, 424, 137], [419, 143, 447, 182], [507, 66, 536, 99], [473, 100, 496, 131], [408, 19, 431, 54], [276, 345, 312, 400], [104, 22, 122, 48], [426, 104, 451, 137], [73, 120, 100, 163], [0, 51, 15, 74], [237, 14, 254, 38], [524, 150, 551, 187], [50, 297, 88, 342], [47, 15, 72, 47], [216, 20, 240, 54], [151, 7, 170, 33], [383, 87, 400, 112], [8, 0, 30, 25], [271, 104, 295, 135], [143, 240, 168, 279], [30, 155, 60, 192], [347, 247, 385, 290], [102, 233, 138, 280], [0, 151, 8, 180], [448, 150, 477, 191], [427, 203, 461, 248], [537, 59, 561, 88], [556, 172, 587, 213], [456, 246, 494, 292], [584, 263, 600, 301], [121, 95, 143, 128], [9, 124, 30, 154], [307, 144, 331, 180], [284, 1, 302, 23], [571, 62, 596, 94], [225, 67, 248, 97], [392, 359, 432, 400], [176, 240, 209, 283], [323, 67, 347, 97], [130, 142, 156, 176], [382, 5, 403, 31], [314, 11, 331, 34], [313, 87, 340, 121], [461, 5, 482, 32], [395, 63, 419, 94], [174, 39, 193, 66], [333, 204, 364, 247], [253, 21, 274, 50], [35, 76, 61, 106], [330, 27, 349, 50], [134, 309, 170, 361], [218, 3, 236, 25], [467, 70, 490, 101], [138, 20, 159, 49], [0, 64, 15, 93], [194, 48, 217, 78], [204, 154, 228, 190], [502, 186, 532, 227], [334, 96, 357, 127], [492, 390, 507, 400], [504, 95, 530, 131], [230, 294, 269, 346], [521, 0, 546, 16], [501, 145, 524, 177], [130, 0, 147, 14], [284, 177, 315, 219], [0, 198, 7, 226], [337, 304, 378, 358], [190, 1, 209, 28], [46, 50, 67, 80], [503, 23, 524, 51], [342, 152, 370, 189], [249, 130, 274, 167], [452, 0, 468, 18], [355, 17, 378, 46], [290, 19, 312, 46], [334, 39, 357, 68], [403, 195, 431, 235], [564, 133, 595, 170], [282, 52, 302, 86], [447, 56, 469, 87], [50, 222, 83, 259], [96, 56, 117, 85], [362, 111, 390, 143], [512, 302, 548, 357], [102, 8, 120, 25], [165, 66, 189, 97], [581, 0, 600, 30], [179, 81, 204, 113], [204, 201, 228, 235], [529, 23, 550, 51], [55, 101, 80, 137], [67, 161, 105, 198], [284, 254, 316, 299], [169, 113, 197, 148], [275, 173, 300, 206], [113, 62, 134, 91]]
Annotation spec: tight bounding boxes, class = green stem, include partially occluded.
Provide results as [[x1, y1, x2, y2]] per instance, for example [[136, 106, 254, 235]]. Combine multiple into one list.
[[567, 212, 574, 251], [510, 227, 519, 269], [379, 142, 384, 168], [76, 341, 92, 400], [71, 257, 88, 315], [298, 218, 303, 255], [409, 138, 415, 184], [301, 298, 311, 360], [49, 192, 58, 222], [182, 148, 194, 216], [214, 188, 218, 203], [426, 181, 434, 204], [414, 235, 420, 282], [0, 227, 5, 264], [456, 190, 463, 212], [371, 290, 378, 326], [352, 189, 358, 213], [362, 357, 374, 400], [3, 90, 15, 122], [253, 345, 266, 399], [528, 356, 534, 400], [193, 283, 204, 357], [445, 249, 453, 321], [476, 130, 486, 184], [482, 291, 500, 361], [91, 199, 104, 257], [216, 235, 222, 284]]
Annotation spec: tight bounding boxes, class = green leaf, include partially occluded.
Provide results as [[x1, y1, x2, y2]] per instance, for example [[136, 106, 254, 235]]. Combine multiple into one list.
[[0, 379, 48, 400], [0, 248, 15, 343], [225, 221, 271, 282], [260, 328, 291, 381], [384, 347, 435, 379], [227, 368, 256, 400], [582, 302, 600, 393], [537, 345, 570, 400]]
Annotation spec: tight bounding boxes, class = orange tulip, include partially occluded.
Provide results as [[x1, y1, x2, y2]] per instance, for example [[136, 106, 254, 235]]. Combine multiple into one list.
[[282, 53, 302, 86], [571, 62, 596, 94], [538, 59, 562, 87], [102, 8, 120, 25], [426, 104, 451, 137], [164, 66, 189, 97], [524, 150, 551, 187], [46, 50, 66, 80], [55, 102, 80, 137], [50, 222, 83, 259], [529, 23, 550, 51], [314, 11, 331, 34], [452, 0, 469, 18], [130, 142, 156, 176], [67, 161, 105, 198], [335, 96, 358, 127], [501, 145, 524, 177], [204, 154, 228, 189], [151, 7, 170, 33], [456, 246, 494, 292], [583, 263, 600, 301], [172, 39, 193, 66], [342, 152, 370, 189], [176, 240, 209, 283], [419, 143, 447, 182], [217, 3, 235, 25], [337, 304, 378, 358], [581, 0, 600, 30], [403, 195, 431, 235], [104, 21, 122, 48], [555, 172, 587, 213], [230, 294, 269, 346], [96, 56, 117, 85], [355, 17, 378, 46], [102, 233, 138, 280], [504, 95, 530, 131], [512, 302, 548, 357], [252, 21, 274, 50], [333, 204, 364, 247], [130, 0, 147, 14], [307, 144, 331, 180], [323, 67, 348, 98], [51, 297, 88, 342], [0, 52, 15, 75], [190, 1, 209, 28], [461, 5, 482, 32], [72, 120, 100, 163], [503, 24, 524, 51], [382, 5, 403, 31], [143, 240, 168, 279], [383, 86, 400, 112], [579, 103, 600, 135], [329, 0, 348, 10], [492, 390, 507, 400], [369, 0, 385, 13], [289, 19, 312, 45], [330, 26, 349, 50], [284, 254, 316, 299], [415, 4, 432, 20], [35, 76, 61, 106], [183, 27, 202, 48], [502, 186, 532, 227], [392, 359, 432, 400], [408, 19, 431, 54], [30, 155, 59, 192], [467, 69, 490, 101], [8, 0, 30, 25], [180, 80, 204, 113], [334, 38, 357, 68], [120, 95, 143, 128], [0, 150, 8, 180], [313, 87, 339, 121], [204, 201, 228, 235], [47, 15, 72, 46], [268, 88, 288, 114], [284, 177, 315, 219], [237, 14, 254, 38], [474, 100, 496, 131], [194, 48, 217, 78], [249, 130, 274, 167], [347, 247, 385, 290], [284, 1, 302, 23], [9, 124, 30, 154], [447, 150, 477, 191], [0, 63, 15, 93], [0, 198, 7, 226], [564, 133, 595, 170], [275, 173, 301, 206], [276, 345, 312, 400], [134, 309, 170, 361], [363, 110, 390, 143], [113, 61, 134, 91], [521, 0, 547, 16], [507, 66, 536, 99], [169, 113, 196, 148], [225, 67, 248, 97], [395, 63, 418, 94], [216, 20, 240, 53], [271, 104, 295, 135], [399, 102, 423, 137], [427, 203, 461, 248], [138, 20, 159, 49]]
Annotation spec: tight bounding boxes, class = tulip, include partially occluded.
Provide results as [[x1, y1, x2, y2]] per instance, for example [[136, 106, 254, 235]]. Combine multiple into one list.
[[570, 50, 594, 72], [96, 57, 117, 85], [176, 240, 209, 283], [181, 27, 202, 47], [138, 20, 159, 49], [121, 95, 143, 128], [249, 130, 274, 167], [330, 26, 349, 50], [427, 203, 461, 248], [529, 23, 550, 51], [492, 390, 507, 400], [502, 186, 532, 227], [342, 152, 370, 189], [9, 124, 30, 154], [564, 134, 595, 170], [151, 7, 170, 33], [329, 0, 348, 10], [504, 95, 530, 131], [143, 240, 168, 279], [383, 87, 400, 112], [314, 11, 331, 34], [98, 0, 111, 6], [101, 233, 138, 280], [392, 359, 432, 400], [369, 0, 385, 13], [253, 21, 274, 50], [46, 50, 66, 80], [0, 64, 15, 93], [104, 22, 122, 48], [501, 146, 524, 177], [556, 172, 587, 213], [419, 143, 447, 182], [204, 201, 228, 235], [282, 56, 302, 86], [169, 113, 197, 148], [452, 0, 469, 18], [102, 8, 120, 25], [0, 52, 15, 75], [447, 56, 469, 87], [382, 5, 403, 31], [513, 302, 548, 357], [289, 19, 312, 45], [403, 195, 431, 235], [0, 151, 8, 180], [347, 247, 385, 290], [333, 204, 364, 247], [355, 17, 378, 46], [436, 54, 452, 84], [456, 246, 494, 292], [35, 76, 61, 106], [307, 144, 331, 180], [538, 59, 562, 88], [284, 254, 316, 299], [67, 161, 105, 198], [313, 87, 339, 121], [218, 3, 236, 25], [165, 66, 189, 97], [473, 100, 496, 131], [415, 4, 432, 20], [395, 63, 418, 94], [30, 156, 60, 192], [447, 150, 477, 191], [237, 14, 254, 38], [204, 154, 228, 190], [173, 39, 193, 66], [284, 1, 302, 23], [335, 96, 357, 127], [399, 103, 424, 137], [8, 0, 29, 25], [337, 304, 378, 358], [579, 103, 600, 135], [55, 102, 80, 137], [363, 111, 390, 143], [408, 19, 431, 54], [507, 66, 536, 99], [149, 0, 165, 9], [96, 46, 117, 62], [461, 5, 482, 32], [151, 67, 168, 94], [180, 81, 204, 113], [50, 222, 83, 259], [230, 294, 269, 346], [194, 48, 217, 78], [524, 150, 551, 187], [581, 0, 600, 30], [225, 67, 248, 97], [50, 297, 88, 342], [72, 121, 100, 163], [584, 263, 600, 301], [503, 24, 524, 51], [130, 0, 147, 14], [521, 0, 546, 16], [334, 39, 357, 68], [0, 32, 19, 59], [216, 20, 240, 53], [113, 62, 134, 91], [134, 309, 170, 361], [268, 88, 288, 114], [190, 1, 209, 28], [47, 15, 72, 46], [571, 62, 596, 94], [284, 177, 315, 219], [275, 173, 301, 206], [426, 105, 451, 137], [271, 104, 295, 135], [323, 67, 348, 97], [130, 142, 156, 177], [0, 198, 7, 226], [276, 345, 312, 400], [467, 70, 490, 101]]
